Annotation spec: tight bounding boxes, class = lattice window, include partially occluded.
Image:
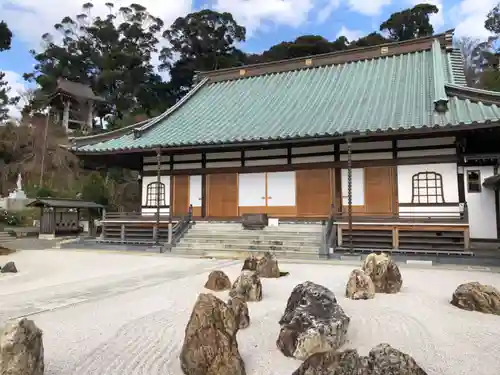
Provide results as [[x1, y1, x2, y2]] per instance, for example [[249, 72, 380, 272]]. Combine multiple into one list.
[[411, 172, 445, 203], [145, 181, 166, 206]]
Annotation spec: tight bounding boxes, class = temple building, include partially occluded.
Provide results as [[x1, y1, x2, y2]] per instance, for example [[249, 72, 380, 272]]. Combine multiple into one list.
[[70, 30, 500, 252]]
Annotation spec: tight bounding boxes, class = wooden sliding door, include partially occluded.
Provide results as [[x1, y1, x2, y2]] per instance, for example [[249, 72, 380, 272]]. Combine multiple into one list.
[[364, 166, 395, 215], [172, 175, 190, 216], [207, 173, 238, 217], [296, 169, 332, 217]]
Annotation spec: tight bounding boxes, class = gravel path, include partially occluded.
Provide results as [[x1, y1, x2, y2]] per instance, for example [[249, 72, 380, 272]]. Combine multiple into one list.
[[1, 251, 499, 374]]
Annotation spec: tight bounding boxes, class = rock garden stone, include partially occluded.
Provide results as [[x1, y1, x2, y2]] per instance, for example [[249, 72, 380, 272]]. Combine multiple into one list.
[[276, 281, 350, 360], [204, 271, 231, 291], [230, 270, 263, 302], [345, 268, 375, 300], [227, 296, 250, 329], [451, 281, 500, 315], [180, 293, 246, 375], [0, 318, 44, 375], [241, 255, 258, 271], [1, 261, 17, 273], [292, 343, 427, 375], [256, 252, 280, 278], [362, 252, 402, 293]]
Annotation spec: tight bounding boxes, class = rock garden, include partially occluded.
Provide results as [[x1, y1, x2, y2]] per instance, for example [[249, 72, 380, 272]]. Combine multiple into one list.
[[0, 250, 499, 375]]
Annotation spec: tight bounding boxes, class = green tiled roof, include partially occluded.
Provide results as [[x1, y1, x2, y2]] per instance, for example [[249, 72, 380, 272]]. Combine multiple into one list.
[[74, 33, 500, 153]]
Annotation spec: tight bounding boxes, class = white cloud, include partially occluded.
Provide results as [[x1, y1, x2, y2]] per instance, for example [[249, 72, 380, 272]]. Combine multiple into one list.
[[0, 0, 193, 48], [450, 0, 496, 39], [2, 71, 27, 119], [316, 0, 341, 24], [336, 25, 364, 42], [213, 0, 316, 35], [346, 0, 392, 16]]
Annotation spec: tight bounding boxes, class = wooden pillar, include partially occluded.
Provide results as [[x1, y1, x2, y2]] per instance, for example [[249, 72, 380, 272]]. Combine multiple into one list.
[[201, 153, 207, 217], [86, 100, 94, 130], [169, 156, 174, 223], [52, 207, 57, 237], [155, 149, 161, 244], [62, 100, 70, 131], [333, 144, 341, 214], [346, 137, 353, 252]]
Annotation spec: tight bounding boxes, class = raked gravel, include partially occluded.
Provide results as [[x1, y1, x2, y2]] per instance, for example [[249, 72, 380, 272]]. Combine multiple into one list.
[[0, 250, 499, 374]]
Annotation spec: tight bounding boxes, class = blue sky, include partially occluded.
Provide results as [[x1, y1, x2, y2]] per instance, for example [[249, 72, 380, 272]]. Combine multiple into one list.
[[0, 0, 495, 116]]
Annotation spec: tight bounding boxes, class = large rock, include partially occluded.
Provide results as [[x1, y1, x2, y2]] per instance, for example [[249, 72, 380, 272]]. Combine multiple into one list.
[[276, 281, 350, 360], [180, 293, 246, 375], [227, 296, 250, 329], [451, 281, 500, 315], [0, 318, 44, 375], [204, 271, 231, 291], [292, 343, 427, 375], [241, 255, 258, 272], [362, 252, 402, 294], [1, 261, 17, 273], [229, 270, 263, 302], [256, 252, 280, 278], [345, 268, 375, 300]]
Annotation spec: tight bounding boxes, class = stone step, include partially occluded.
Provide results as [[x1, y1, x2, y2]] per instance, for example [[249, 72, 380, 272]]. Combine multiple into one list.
[[183, 232, 322, 241], [0, 232, 13, 243], [176, 241, 320, 252], [175, 241, 319, 252], [179, 237, 322, 247], [188, 230, 324, 236], [192, 223, 323, 232], [171, 247, 320, 260]]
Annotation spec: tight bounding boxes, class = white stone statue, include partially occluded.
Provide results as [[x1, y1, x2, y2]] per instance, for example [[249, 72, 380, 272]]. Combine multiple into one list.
[[8, 173, 27, 200], [16, 173, 22, 191]]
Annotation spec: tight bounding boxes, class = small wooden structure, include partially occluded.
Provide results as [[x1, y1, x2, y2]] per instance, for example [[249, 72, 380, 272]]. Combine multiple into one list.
[[27, 198, 104, 239], [43, 78, 105, 133]]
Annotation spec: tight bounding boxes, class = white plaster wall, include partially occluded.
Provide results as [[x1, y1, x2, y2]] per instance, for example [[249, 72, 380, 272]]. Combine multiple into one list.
[[141, 175, 170, 215], [397, 163, 459, 204], [341, 168, 364, 205], [464, 166, 497, 239]]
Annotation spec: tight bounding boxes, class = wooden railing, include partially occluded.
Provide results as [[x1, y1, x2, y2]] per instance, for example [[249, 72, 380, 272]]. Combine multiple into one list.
[[103, 207, 171, 221], [334, 203, 468, 224], [163, 205, 193, 252], [321, 205, 337, 258]]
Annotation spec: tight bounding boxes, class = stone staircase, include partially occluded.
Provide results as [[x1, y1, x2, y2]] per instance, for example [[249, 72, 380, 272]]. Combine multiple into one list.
[[172, 221, 324, 259], [0, 231, 13, 245]]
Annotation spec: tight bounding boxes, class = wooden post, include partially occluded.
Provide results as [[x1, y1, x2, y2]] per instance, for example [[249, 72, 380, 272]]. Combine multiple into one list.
[[39, 110, 50, 187], [346, 136, 353, 252], [168, 222, 173, 244], [62, 100, 70, 131], [120, 224, 125, 243], [155, 149, 161, 244]]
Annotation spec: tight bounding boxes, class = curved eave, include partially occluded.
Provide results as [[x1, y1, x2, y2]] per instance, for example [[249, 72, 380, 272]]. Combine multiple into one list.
[[69, 77, 210, 149], [72, 121, 500, 156], [445, 83, 500, 106]]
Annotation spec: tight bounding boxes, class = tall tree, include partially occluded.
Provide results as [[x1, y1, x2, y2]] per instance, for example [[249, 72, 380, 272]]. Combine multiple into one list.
[[160, 10, 247, 99], [380, 3, 439, 41], [455, 36, 493, 87], [350, 32, 389, 48], [24, 2, 169, 124], [0, 21, 19, 121], [480, 4, 500, 91], [248, 35, 349, 64], [0, 21, 12, 51]]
